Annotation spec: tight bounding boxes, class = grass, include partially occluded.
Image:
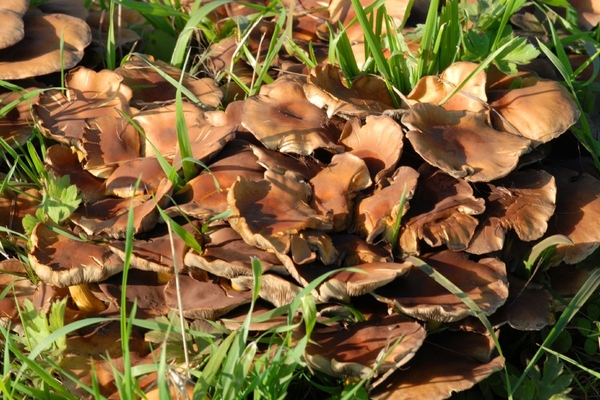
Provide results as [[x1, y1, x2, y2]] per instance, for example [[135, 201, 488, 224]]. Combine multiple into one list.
[[2, 0, 600, 399]]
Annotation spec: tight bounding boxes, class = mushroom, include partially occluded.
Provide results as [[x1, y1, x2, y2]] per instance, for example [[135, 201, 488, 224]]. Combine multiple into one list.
[[0, 10, 91, 80], [304, 63, 396, 118], [467, 169, 556, 255], [0, 258, 38, 322], [401, 102, 531, 182], [309, 152, 372, 232], [339, 115, 405, 184], [241, 76, 343, 155], [0, 0, 27, 51], [373, 250, 509, 323], [370, 331, 505, 400], [488, 77, 580, 146], [302, 314, 426, 380], [399, 164, 485, 254], [104, 157, 168, 198], [0, 87, 40, 148]]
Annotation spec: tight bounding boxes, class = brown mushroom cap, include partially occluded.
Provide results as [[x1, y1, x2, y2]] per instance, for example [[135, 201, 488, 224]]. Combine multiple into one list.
[[241, 76, 342, 155], [489, 77, 580, 146], [0, 12, 91, 80], [304, 64, 396, 118], [402, 103, 531, 182], [0, 88, 40, 148], [467, 169, 556, 255], [105, 157, 167, 198], [373, 250, 509, 322], [28, 222, 125, 287], [407, 61, 487, 112], [0, 9, 25, 51], [303, 314, 426, 380], [339, 115, 404, 184], [309, 152, 372, 232], [399, 164, 485, 254], [371, 331, 505, 400], [0, 258, 37, 321], [227, 170, 332, 254]]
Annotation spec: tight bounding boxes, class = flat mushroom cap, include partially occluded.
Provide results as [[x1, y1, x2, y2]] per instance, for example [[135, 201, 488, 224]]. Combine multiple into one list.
[[227, 170, 332, 254], [339, 115, 404, 184], [241, 77, 342, 155], [402, 103, 531, 182], [373, 250, 509, 322], [309, 152, 372, 232], [304, 64, 396, 118], [468, 169, 556, 255], [164, 274, 252, 320], [371, 331, 505, 400], [28, 222, 124, 287], [0, 12, 91, 80], [0, 9, 25, 51], [407, 61, 488, 112], [489, 77, 580, 147], [303, 314, 426, 380], [545, 169, 600, 265]]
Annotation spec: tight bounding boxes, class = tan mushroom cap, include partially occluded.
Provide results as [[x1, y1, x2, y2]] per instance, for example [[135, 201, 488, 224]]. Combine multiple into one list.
[[489, 77, 580, 146], [0, 9, 25, 50], [399, 164, 485, 254], [171, 121, 236, 169], [79, 116, 141, 179], [0, 258, 37, 321], [354, 166, 419, 244], [115, 55, 222, 108], [373, 250, 509, 322], [164, 274, 252, 320], [407, 61, 488, 112], [185, 223, 284, 277], [303, 314, 426, 380], [0, 187, 40, 238], [0, 88, 40, 148], [70, 178, 173, 239], [35, 67, 132, 144], [241, 77, 343, 155], [304, 64, 396, 118], [2, 0, 29, 15], [0, 12, 91, 80], [105, 157, 167, 198], [227, 170, 332, 255], [250, 144, 323, 180], [28, 222, 125, 287], [467, 169, 556, 255], [45, 144, 106, 204], [402, 103, 531, 182], [371, 331, 505, 400], [339, 115, 404, 184], [331, 233, 392, 267], [309, 153, 372, 232], [545, 168, 600, 265], [231, 273, 302, 307]]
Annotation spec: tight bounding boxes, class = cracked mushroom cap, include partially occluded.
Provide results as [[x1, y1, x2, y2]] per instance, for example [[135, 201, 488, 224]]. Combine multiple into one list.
[[467, 169, 556, 255], [407, 61, 488, 112], [28, 222, 125, 287], [399, 164, 485, 254], [371, 331, 505, 400], [241, 76, 343, 155], [339, 115, 404, 184], [488, 77, 580, 147], [0, 11, 91, 80], [304, 64, 396, 118], [309, 152, 372, 232], [227, 170, 332, 255], [402, 103, 531, 182], [354, 166, 419, 244], [373, 250, 509, 323], [302, 314, 426, 380]]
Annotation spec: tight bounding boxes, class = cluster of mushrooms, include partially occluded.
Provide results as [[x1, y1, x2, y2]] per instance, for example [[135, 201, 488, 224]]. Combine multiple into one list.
[[1, 0, 600, 399]]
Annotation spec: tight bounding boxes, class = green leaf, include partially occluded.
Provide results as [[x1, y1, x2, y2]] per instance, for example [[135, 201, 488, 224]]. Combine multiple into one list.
[[528, 355, 572, 399], [43, 175, 81, 224]]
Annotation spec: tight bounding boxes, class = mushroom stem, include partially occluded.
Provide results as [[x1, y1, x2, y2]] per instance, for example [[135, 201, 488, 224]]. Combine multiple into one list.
[[157, 271, 174, 284], [69, 283, 106, 312]]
